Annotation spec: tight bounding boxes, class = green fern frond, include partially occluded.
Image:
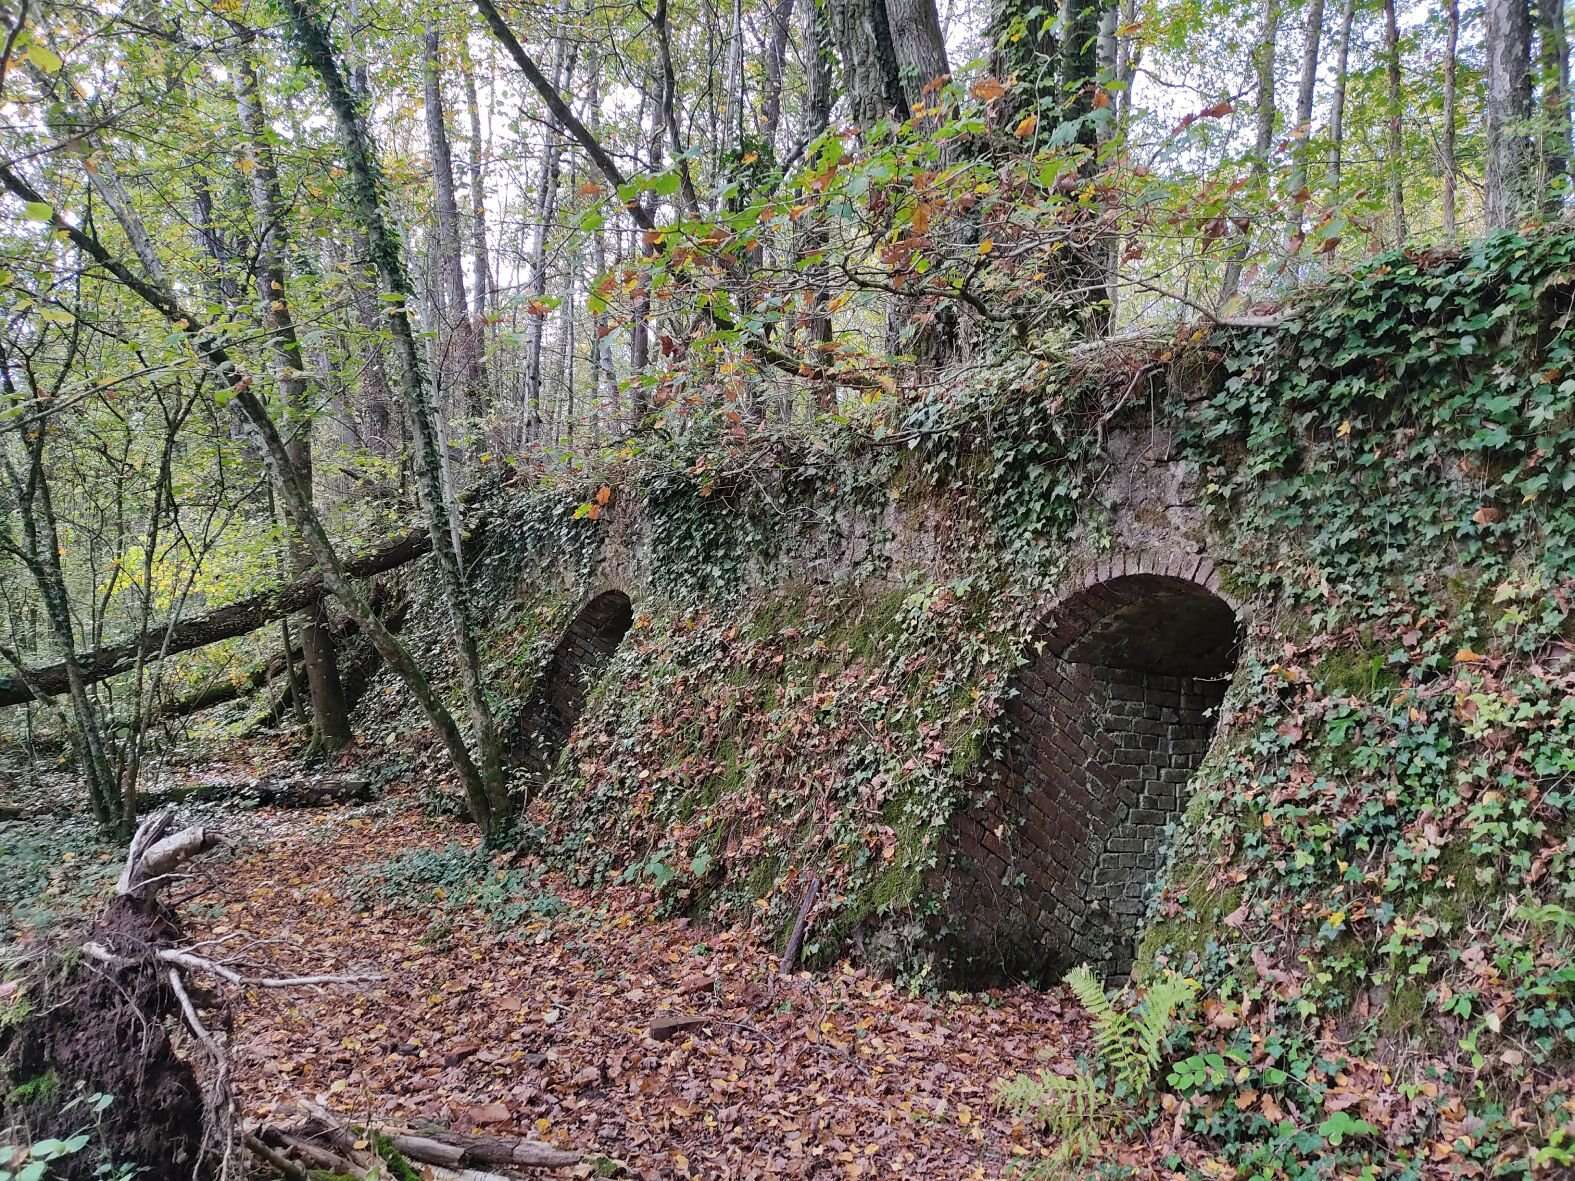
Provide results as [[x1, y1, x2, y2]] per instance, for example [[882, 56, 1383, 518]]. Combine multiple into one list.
[[1066, 965, 1144, 1091], [1002, 966, 1199, 1175], [1132, 972, 1199, 1087]]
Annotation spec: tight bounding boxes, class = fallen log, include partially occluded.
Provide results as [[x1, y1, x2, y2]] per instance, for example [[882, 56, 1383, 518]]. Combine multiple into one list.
[[156, 645, 302, 720], [0, 527, 434, 708], [252, 1104, 582, 1176], [0, 466, 509, 711]]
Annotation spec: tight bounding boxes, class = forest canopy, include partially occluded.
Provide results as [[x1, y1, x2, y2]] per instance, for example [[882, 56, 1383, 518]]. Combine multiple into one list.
[[0, 0, 1568, 831]]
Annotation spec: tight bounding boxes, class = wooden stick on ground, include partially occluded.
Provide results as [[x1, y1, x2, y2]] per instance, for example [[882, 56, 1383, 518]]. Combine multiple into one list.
[[779, 873, 822, 975]]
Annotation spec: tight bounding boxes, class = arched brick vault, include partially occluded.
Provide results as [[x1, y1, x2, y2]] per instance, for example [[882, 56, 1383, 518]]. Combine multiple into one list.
[[514, 590, 633, 774], [941, 550, 1242, 983]]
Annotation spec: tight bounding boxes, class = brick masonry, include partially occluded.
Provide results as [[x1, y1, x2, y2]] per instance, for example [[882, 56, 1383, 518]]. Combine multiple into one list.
[[940, 564, 1239, 982], [515, 590, 633, 774]]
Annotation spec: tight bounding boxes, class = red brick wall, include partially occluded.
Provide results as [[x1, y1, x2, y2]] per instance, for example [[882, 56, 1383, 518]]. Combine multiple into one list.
[[515, 590, 633, 774], [941, 568, 1238, 982]]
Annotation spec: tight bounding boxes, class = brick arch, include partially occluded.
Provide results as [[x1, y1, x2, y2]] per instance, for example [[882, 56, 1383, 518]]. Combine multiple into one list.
[[514, 589, 634, 774], [943, 550, 1241, 982]]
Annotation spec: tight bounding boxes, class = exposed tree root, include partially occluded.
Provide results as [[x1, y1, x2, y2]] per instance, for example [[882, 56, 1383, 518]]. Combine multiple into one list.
[[0, 812, 381, 1179]]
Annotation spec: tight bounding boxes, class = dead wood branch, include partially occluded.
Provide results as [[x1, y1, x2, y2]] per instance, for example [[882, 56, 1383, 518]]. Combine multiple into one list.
[[257, 1104, 583, 1175], [779, 873, 821, 974]]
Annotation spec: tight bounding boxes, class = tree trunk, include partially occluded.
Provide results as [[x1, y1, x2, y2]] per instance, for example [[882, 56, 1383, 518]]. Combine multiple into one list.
[[0, 415, 120, 829], [1381, 0, 1407, 244], [1443, 0, 1459, 239], [1220, 0, 1278, 302], [423, 23, 484, 414], [1059, 0, 1101, 136], [1328, 0, 1355, 197], [524, 6, 575, 448], [885, 0, 950, 104], [236, 48, 353, 754], [285, 0, 508, 835], [760, 0, 797, 150], [1485, 0, 1535, 228], [461, 50, 495, 399], [1538, 0, 1571, 210], [586, 55, 621, 437], [826, 0, 908, 125], [801, 0, 836, 414], [1287, 0, 1325, 244]]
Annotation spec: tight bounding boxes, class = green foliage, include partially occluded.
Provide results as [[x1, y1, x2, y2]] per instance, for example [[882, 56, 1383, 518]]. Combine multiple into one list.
[[346, 843, 567, 929], [1066, 966, 1198, 1096], [0, 1091, 120, 1181], [1189, 229, 1575, 624], [998, 968, 1197, 1171]]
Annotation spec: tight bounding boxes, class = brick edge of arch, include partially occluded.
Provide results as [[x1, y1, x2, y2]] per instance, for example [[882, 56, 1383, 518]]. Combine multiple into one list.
[[1035, 546, 1244, 656]]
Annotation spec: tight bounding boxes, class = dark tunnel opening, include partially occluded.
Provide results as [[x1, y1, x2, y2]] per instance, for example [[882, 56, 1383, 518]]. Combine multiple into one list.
[[946, 573, 1241, 982], [513, 590, 633, 775]]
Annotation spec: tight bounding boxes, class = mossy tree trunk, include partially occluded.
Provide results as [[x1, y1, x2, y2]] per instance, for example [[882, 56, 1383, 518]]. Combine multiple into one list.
[[281, 0, 510, 835]]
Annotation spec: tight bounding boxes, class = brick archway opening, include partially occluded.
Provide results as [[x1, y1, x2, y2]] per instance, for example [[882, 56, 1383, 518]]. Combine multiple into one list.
[[946, 570, 1240, 983], [514, 590, 633, 774]]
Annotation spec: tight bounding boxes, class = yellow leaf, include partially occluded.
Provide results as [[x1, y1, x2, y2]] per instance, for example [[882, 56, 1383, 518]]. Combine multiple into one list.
[[978, 239, 995, 256], [1336, 419, 1352, 438], [1013, 114, 1037, 138], [1454, 648, 1486, 664]]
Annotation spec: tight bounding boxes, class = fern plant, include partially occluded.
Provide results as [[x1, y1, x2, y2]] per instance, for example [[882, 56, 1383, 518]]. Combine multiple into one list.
[[997, 966, 1198, 1174]]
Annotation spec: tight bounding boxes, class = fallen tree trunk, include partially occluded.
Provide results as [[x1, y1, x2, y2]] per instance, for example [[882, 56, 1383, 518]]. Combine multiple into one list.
[[156, 646, 302, 720], [0, 527, 436, 708]]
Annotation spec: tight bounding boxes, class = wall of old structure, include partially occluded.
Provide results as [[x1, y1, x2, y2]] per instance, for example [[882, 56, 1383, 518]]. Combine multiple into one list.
[[527, 422, 1243, 978], [513, 589, 633, 774], [939, 558, 1239, 982]]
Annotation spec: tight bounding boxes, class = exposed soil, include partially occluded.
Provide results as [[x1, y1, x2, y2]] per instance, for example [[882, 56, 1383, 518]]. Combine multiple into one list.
[[4, 897, 211, 1180]]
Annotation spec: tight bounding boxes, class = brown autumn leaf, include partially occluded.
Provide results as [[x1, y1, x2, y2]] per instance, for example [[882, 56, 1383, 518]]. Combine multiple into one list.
[[970, 76, 1006, 102]]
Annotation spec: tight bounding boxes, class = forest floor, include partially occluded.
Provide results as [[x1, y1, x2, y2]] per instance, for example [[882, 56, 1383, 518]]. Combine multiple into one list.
[[0, 751, 1210, 1177], [178, 771, 1135, 1179]]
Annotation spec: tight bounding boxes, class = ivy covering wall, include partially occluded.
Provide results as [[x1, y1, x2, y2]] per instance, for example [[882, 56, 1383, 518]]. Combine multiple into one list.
[[371, 229, 1575, 1173]]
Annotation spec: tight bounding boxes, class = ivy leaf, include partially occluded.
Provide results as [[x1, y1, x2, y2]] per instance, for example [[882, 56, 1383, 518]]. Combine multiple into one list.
[[25, 41, 63, 73]]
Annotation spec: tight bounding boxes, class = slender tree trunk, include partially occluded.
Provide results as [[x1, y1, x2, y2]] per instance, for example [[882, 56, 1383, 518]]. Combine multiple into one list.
[[1287, 0, 1325, 244], [423, 23, 484, 415], [236, 49, 352, 755], [279, 0, 509, 833], [1443, 0, 1460, 239], [760, 0, 797, 150], [724, 0, 746, 154], [1381, 0, 1407, 243], [586, 55, 620, 435], [523, 7, 575, 447], [1329, 0, 1355, 196], [0, 408, 119, 830], [461, 52, 495, 385], [1485, 0, 1535, 228], [1538, 0, 1571, 210], [801, 0, 836, 414], [1221, 0, 1278, 302]]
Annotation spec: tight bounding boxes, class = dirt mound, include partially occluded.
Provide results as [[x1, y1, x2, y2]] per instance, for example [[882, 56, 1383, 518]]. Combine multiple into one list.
[[4, 897, 212, 1180]]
